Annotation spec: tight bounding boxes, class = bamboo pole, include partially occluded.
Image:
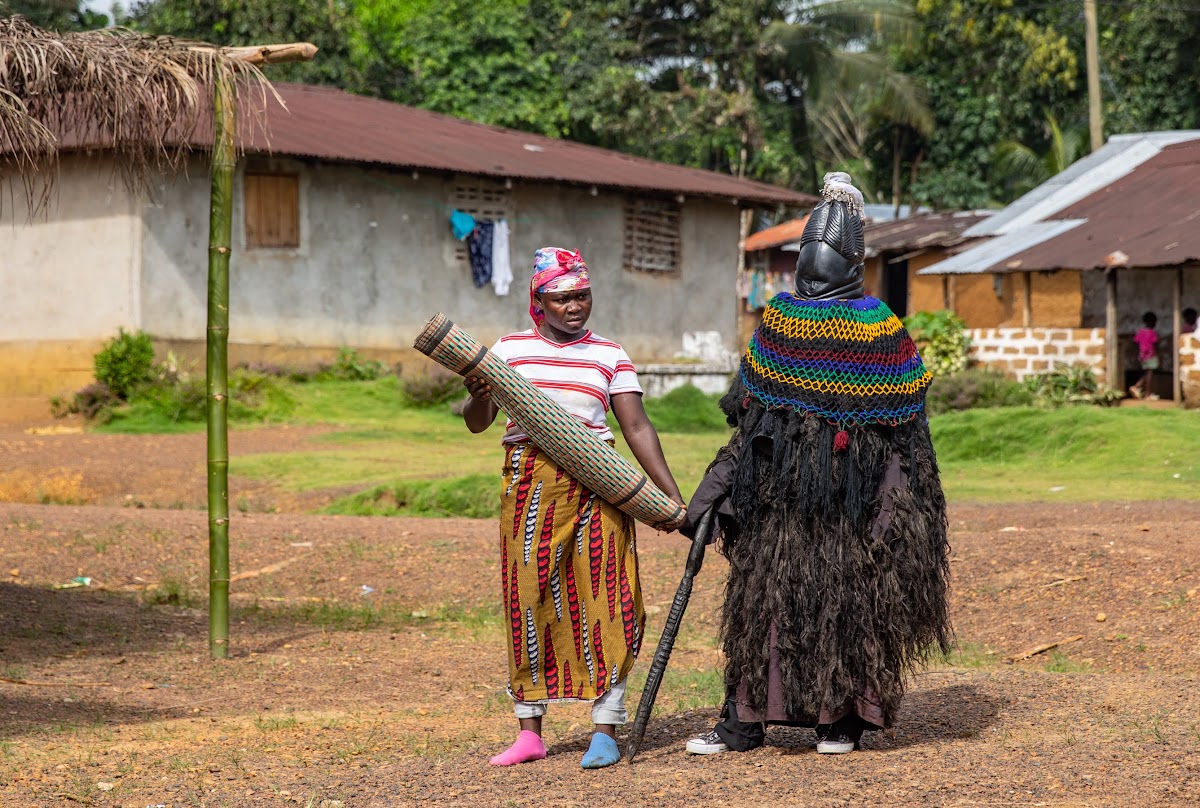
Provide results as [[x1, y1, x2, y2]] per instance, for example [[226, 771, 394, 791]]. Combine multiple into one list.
[[207, 73, 235, 660], [203, 42, 315, 661], [221, 43, 319, 65]]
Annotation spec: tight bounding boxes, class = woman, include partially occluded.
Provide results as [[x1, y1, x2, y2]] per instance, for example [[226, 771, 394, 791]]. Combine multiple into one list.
[[463, 247, 683, 769], [681, 174, 951, 756]]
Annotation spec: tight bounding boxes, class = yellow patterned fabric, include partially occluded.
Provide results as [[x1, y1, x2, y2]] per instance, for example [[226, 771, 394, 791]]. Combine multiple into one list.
[[499, 443, 645, 702]]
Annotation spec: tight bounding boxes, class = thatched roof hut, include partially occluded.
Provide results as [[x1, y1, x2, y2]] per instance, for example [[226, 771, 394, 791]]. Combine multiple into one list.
[[1, 15, 283, 206]]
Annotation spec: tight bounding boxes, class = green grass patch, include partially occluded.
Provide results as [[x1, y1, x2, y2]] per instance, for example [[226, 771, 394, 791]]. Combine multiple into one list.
[[640, 385, 729, 433], [235, 599, 502, 634], [931, 641, 1001, 670], [323, 475, 499, 518], [625, 666, 725, 716], [231, 380, 731, 506], [930, 406, 1200, 502], [96, 373, 1200, 509], [1042, 649, 1092, 674]]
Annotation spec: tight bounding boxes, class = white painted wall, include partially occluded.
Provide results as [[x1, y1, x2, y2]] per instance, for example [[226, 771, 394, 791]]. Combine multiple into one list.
[[1, 154, 139, 340]]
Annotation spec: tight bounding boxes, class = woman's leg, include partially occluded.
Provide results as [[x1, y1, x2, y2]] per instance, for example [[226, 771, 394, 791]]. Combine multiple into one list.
[[489, 701, 548, 766], [582, 681, 626, 768]]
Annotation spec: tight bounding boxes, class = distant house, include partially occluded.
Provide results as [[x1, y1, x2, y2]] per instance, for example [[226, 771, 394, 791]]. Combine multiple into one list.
[[739, 209, 986, 333], [738, 216, 811, 346], [2, 83, 814, 397], [862, 211, 991, 318], [918, 131, 1200, 401]]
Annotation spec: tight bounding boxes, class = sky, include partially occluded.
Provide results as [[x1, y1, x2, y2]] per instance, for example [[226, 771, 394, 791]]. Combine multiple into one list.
[[82, 0, 117, 18]]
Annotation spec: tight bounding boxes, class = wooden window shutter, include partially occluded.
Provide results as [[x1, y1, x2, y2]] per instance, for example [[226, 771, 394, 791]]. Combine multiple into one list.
[[623, 198, 681, 274], [245, 173, 300, 249]]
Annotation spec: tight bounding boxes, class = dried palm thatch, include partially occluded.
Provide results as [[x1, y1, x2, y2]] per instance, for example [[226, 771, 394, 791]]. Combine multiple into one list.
[[0, 15, 279, 211]]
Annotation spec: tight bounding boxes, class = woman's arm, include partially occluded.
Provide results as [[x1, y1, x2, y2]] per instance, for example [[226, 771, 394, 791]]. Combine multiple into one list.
[[610, 392, 683, 506], [462, 375, 500, 433]]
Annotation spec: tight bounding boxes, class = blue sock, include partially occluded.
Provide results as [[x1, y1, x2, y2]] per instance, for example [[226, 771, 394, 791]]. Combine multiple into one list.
[[581, 732, 620, 769]]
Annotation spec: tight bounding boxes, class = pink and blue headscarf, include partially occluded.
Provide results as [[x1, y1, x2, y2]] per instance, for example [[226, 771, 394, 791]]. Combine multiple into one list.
[[529, 247, 591, 326]]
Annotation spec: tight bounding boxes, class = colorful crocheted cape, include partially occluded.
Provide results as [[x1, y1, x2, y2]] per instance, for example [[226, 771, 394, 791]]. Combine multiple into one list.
[[740, 293, 932, 427]]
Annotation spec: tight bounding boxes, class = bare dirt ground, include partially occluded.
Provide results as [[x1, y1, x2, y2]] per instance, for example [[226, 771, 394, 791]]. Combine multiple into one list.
[[1, 412, 1199, 807]]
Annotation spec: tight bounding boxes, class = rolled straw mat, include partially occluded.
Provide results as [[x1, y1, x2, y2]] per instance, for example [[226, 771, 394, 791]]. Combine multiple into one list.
[[413, 313, 685, 530]]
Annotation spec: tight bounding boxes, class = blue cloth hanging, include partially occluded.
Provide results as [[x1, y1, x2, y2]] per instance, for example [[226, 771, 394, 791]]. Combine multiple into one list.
[[450, 209, 476, 241], [468, 221, 495, 288]]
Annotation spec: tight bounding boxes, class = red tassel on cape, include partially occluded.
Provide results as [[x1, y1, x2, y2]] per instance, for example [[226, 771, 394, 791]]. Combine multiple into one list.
[[833, 429, 850, 452]]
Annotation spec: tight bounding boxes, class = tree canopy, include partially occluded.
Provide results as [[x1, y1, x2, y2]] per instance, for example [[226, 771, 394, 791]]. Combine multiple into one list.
[[25, 0, 1198, 210]]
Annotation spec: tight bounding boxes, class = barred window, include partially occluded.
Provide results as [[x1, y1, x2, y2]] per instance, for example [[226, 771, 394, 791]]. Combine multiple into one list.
[[451, 179, 512, 263], [623, 198, 681, 274], [244, 173, 300, 249]]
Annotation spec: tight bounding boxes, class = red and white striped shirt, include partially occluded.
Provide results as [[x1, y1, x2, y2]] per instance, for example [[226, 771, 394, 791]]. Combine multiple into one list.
[[490, 329, 642, 443]]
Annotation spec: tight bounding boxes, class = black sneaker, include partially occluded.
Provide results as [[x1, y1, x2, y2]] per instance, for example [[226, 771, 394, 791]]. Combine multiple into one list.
[[816, 718, 862, 754], [685, 730, 730, 755]]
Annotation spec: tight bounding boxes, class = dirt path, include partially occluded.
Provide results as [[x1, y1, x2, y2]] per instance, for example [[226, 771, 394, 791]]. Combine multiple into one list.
[[1, 421, 1198, 805]]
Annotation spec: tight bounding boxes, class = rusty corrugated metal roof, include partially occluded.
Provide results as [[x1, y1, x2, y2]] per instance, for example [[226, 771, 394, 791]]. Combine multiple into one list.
[[109, 83, 813, 207], [864, 211, 992, 254], [745, 215, 810, 251], [994, 140, 1200, 271]]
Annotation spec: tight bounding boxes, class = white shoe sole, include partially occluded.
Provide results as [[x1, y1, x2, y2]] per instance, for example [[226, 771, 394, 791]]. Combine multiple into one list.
[[685, 741, 730, 755], [816, 740, 857, 754]]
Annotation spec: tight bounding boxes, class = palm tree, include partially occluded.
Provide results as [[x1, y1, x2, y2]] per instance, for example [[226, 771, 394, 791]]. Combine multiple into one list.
[[759, 0, 927, 191], [993, 113, 1090, 201]]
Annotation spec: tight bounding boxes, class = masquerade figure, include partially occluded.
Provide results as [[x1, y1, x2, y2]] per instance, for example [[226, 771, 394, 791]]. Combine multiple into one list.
[[682, 174, 951, 756], [462, 247, 683, 769]]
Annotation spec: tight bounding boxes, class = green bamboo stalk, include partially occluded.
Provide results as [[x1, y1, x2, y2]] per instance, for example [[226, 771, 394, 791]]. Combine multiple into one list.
[[207, 74, 236, 659]]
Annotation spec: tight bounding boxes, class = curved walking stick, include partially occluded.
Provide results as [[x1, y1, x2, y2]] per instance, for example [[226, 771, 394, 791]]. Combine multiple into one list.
[[626, 508, 714, 763]]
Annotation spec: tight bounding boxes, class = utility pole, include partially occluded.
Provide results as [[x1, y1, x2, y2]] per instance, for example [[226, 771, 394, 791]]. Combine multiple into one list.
[[1084, 0, 1103, 151]]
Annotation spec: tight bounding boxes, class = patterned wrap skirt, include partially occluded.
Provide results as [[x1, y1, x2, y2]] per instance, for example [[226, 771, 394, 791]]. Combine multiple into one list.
[[499, 442, 645, 703]]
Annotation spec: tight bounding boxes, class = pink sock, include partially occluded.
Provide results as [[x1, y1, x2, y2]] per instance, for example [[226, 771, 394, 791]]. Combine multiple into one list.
[[488, 730, 547, 767]]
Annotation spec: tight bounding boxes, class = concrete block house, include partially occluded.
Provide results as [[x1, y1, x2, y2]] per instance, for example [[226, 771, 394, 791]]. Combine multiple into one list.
[[2, 83, 813, 398]]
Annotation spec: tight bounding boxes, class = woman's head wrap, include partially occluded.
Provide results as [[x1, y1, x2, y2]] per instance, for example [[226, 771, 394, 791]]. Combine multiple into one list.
[[529, 247, 591, 325], [793, 172, 867, 301]]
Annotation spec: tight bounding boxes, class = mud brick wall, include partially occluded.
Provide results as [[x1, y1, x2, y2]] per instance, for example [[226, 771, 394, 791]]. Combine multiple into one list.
[[967, 328, 1106, 382]]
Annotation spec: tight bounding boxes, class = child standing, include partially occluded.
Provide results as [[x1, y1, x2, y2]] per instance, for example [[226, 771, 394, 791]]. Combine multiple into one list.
[[1130, 311, 1159, 400]]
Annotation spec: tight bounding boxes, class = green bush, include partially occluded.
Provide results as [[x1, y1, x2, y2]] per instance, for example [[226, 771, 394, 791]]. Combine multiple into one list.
[[641, 384, 730, 433], [324, 474, 498, 518], [926, 368, 1032, 416], [316, 348, 388, 382], [904, 310, 970, 377], [50, 382, 121, 423], [113, 365, 297, 427], [1023, 363, 1123, 408], [94, 328, 155, 399], [401, 368, 465, 408]]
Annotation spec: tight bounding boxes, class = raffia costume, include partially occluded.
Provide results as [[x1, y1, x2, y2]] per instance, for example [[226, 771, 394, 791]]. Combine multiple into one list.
[[686, 175, 951, 747]]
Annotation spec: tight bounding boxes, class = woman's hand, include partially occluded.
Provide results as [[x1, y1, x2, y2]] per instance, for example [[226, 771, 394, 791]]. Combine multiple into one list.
[[462, 374, 499, 433], [464, 374, 492, 402]]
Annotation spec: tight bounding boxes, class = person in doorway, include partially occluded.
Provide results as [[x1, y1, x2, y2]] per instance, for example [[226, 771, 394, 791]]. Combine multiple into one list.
[[680, 173, 952, 757], [1182, 307, 1197, 335], [462, 247, 683, 769], [1130, 311, 1160, 400]]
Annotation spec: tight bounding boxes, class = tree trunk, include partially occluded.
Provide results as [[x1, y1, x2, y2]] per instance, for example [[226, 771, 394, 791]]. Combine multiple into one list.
[[207, 75, 236, 660], [787, 84, 817, 192]]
